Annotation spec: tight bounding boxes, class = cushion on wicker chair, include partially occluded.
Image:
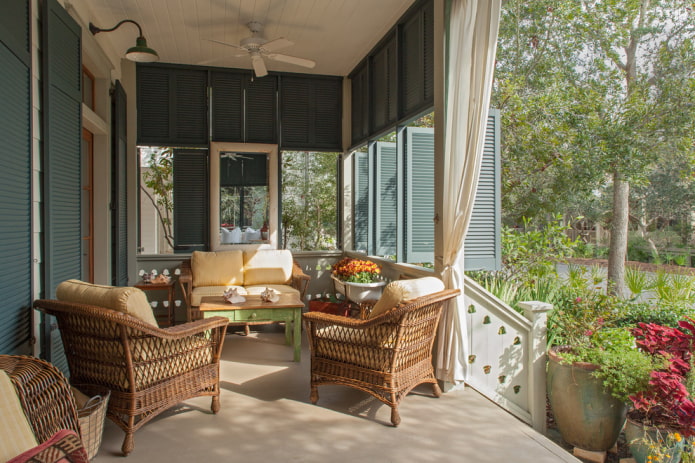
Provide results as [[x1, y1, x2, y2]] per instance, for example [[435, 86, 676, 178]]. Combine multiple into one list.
[[0, 370, 38, 462], [369, 277, 445, 319], [243, 249, 293, 285], [56, 279, 158, 327], [191, 250, 244, 287]]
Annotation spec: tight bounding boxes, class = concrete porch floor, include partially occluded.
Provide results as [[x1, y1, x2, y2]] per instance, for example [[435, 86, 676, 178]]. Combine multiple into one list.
[[95, 326, 578, 462]]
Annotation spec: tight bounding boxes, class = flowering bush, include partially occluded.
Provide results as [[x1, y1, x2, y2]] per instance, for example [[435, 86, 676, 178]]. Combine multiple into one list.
[[332, 258, 381, 283], [629, 319, 695, 438]]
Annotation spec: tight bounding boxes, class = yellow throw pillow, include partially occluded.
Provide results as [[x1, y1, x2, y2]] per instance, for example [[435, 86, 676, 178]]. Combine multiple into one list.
[[369, 277, 445, 319], [191, 250, 244, 287], [0, 370, 38, 462], [56, 279, 158, 327], [243, 250, 293, 285]]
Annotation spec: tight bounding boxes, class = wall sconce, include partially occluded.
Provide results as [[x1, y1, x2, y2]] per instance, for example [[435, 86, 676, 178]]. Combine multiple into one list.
[[89, 19, 159, 63]]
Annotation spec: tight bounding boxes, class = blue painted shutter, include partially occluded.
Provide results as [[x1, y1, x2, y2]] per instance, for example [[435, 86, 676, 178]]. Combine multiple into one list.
[[350, 62, 369, 145], [42, 0, 82, 372], [353, 151, 371, 252], [173, 149, 208, 251], [0, 0, 32, 355], [464, 110, 502, 271], [245, 76, 277, 143], [405, 127, 434, 263], [111, 81, 128, 285], [371, 33, 398, 134], [400, 0, 434, 119], [211, 70, 244, 142], [375, 142, 397, 257]]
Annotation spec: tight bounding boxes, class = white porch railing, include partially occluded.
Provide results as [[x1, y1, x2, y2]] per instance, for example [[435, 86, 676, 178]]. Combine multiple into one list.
[[463, 275, 552, 433]]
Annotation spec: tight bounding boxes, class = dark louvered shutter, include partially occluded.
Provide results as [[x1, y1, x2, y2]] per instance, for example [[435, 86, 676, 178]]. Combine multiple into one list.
[[353, 151, 371, 253], [245, 76, 277, 143], [405, 127, 434, 263], [173, 149, 208, 251], [350, 62, 369, 145], [280, 76, 341, 150], [375, 142, 397, 257], [211, 70, 244, 142], [111, 80, 128, 286], [42, 0, 82, 372], [0, 0, 32, 355], [137, 66, 170, 143], [371, 33, 398, 134], [464, 110, 501, 270], [173, 69, 208, 144], [400, 0, 434, 119]]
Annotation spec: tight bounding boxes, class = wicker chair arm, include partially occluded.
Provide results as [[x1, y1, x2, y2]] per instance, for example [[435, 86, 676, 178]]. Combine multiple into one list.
[[158, 316, 229, 338], [291, 260, 311, 300], [178, 264, 193, 309]]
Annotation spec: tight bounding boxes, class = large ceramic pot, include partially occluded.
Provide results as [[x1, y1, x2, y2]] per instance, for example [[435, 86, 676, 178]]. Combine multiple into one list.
[[547, 346, 627, 451], [624, 417, 685, 463], [331, 275, 386, 303]]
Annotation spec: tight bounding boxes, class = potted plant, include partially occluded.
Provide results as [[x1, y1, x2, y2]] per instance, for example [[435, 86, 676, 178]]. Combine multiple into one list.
[[547, 290, 655, 452], [623, 320, 695, 463], [331, 257, 385, 303]]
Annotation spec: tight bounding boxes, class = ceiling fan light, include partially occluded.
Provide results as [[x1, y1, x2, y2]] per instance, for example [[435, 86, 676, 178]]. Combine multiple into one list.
[[126, 36, 159, 62]]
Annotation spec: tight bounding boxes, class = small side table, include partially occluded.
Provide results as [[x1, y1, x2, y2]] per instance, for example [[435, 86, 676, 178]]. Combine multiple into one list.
[[134, 279, 176, 326]]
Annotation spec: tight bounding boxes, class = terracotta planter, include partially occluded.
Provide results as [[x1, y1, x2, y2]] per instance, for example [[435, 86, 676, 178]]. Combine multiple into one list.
[[331, 275, 386, 303], [547, 346, 627, 451], [624, 417, 685, 463]]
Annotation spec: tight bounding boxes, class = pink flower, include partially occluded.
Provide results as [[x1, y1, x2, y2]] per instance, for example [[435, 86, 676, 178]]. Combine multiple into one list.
[[575, 297, 582, 303]]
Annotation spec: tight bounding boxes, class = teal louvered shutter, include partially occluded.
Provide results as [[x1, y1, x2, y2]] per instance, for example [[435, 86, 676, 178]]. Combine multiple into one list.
[[111, 81, 128, 286], [375, 142, 398, 257], [353, 150, 371, 253], [405, 127, 434, 263], [211, 71, 245, 142], [245, 76, 277, 143], [350, 63, 369, 145], [0, 0, 32, 355], [464, 110, 501, 271], [173, 149, 208, 251], [312, 77, 342, 149], [280, 76, 310, 147], [371, 32, 398, 134], [400, 0, 434, 119], [137, 66, 170, 144], [173, 69, 208, 145], [42, 0, 82, 371]]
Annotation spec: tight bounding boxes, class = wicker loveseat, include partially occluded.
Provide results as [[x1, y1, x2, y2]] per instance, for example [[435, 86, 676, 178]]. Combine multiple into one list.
[[179, 249, 310, 324], [303, 277, 460, 426], [33, 280, 229, 456], [0, 355, 88, 463]]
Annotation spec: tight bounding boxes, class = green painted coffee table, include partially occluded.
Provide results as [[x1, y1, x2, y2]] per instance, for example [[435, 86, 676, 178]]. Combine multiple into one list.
[[199, 294, 304, 362]]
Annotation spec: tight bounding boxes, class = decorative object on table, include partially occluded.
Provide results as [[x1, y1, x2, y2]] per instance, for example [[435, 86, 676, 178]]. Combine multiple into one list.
[[260, 287, 279, 303], [223, 287, 246, 303], [151, 273, 171, 284], [623, 320, 695, 463], [331, 257, 385, 303]]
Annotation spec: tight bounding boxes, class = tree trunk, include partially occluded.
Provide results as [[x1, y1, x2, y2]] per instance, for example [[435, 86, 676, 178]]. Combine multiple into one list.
[[607, 172, 629, 296]]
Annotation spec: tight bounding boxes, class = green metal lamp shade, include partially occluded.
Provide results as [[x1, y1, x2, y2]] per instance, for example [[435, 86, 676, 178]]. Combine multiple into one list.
[[126, 36, 159, 62]]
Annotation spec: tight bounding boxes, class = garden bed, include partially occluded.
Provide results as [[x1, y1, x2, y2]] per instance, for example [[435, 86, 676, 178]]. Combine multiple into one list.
[[566, 257, 695, 276]]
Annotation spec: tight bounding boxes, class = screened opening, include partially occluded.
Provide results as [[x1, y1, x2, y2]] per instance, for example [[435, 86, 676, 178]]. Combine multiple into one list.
[[281, 151, 340, 251]]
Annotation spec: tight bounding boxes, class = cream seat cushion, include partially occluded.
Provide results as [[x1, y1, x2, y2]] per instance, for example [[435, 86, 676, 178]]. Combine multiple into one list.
[[191, 250, 244, 287], [244, 284, 299, 296], [243, 250, 293, 285], [57, 279, 158, 327], [369, 277, 445, 319], [191, 285, 247, 307], [0, 370, 38, 462]]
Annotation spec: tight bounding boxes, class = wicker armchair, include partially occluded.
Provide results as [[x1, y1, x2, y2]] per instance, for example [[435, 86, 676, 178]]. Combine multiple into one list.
[[0, 355, 82, 444], [33, 299, 229, 456], [303, 288, 460, 426]]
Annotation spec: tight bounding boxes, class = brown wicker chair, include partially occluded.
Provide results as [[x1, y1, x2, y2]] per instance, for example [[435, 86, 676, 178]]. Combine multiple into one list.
[[33, 299, 229, 456], [0, 355, 82, 444], [303, 288, 460, 426]]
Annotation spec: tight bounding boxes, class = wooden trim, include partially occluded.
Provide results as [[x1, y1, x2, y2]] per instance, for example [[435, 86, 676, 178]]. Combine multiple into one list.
[[82, 128, 94, 282], [82, 65, 95, 111]]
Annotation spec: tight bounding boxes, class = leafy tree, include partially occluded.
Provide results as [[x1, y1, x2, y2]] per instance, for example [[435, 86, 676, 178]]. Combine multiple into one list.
[[140, 147, 175, 250]]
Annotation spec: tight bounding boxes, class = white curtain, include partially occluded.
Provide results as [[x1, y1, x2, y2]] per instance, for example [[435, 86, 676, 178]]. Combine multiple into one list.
[[435, 0, 501, 384]]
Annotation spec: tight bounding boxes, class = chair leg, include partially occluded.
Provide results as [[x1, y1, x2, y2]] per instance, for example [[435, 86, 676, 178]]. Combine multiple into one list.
[[390, 406, 401, 426], [212, 395, 220, 414], [432, 381, 442, 398], [310, 384, 319, 404], [122, 432, 134, 456]]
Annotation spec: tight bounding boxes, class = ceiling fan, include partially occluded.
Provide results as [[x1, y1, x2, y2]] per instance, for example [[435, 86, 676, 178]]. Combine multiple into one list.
[[207, 21, 316, 77]]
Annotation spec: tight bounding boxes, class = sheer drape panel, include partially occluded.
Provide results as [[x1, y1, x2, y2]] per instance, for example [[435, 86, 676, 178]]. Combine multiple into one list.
[[435, 0, 501, 384]]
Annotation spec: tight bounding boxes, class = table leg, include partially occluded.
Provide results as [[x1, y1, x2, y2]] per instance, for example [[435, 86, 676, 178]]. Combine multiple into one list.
[[293, 307, 301, 362], [168, 286, 175, 326], [284, 321, 291, 346]]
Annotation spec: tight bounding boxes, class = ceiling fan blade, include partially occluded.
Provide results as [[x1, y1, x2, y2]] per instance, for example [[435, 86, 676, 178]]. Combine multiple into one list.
[[251, 54, 268, 77], [265, 53, 316, 69], [206, 39, 245, 51], [260, 37, 294, 52]]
